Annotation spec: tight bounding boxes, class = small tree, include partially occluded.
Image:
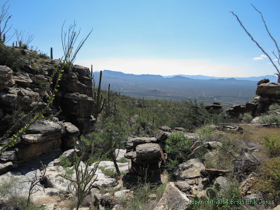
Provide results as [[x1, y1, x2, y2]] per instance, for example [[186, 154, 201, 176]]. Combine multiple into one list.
[[92, 113, 128, 176]]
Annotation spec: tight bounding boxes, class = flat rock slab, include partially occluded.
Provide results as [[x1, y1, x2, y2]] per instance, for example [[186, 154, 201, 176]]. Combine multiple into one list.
[[26, 120, 63, 136], [174, 159, 205, 180], [126, 137, 157, 151], [136, 143, 161, 160]]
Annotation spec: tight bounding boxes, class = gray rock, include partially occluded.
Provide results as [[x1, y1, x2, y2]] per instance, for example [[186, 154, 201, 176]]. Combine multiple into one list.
[[214, 176, 230, 195], [155, 130, 170, 142], [159, 126, 171, 132], [175, 181, 191, 192], [63, 122, 80, 137], [25, 120, 63, 136], [126, 137, 157, 151], [136, 143, 161, 160], [154, 182, 190, 210], [13, 72, 33, 87], [0, 65, 14, 90], [274, 204, 280, 210], [114, 189, 132, 199], [0, 162, 14, 175], [115, 149, 126, 161], [243, 193, 263, 206], [53, 149, 81, 166], [174, 159, 205, 180], [0, 150, 17, 162]]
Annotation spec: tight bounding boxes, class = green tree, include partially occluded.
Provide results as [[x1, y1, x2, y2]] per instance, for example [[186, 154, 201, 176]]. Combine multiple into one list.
[[92, 114, 128, 176]]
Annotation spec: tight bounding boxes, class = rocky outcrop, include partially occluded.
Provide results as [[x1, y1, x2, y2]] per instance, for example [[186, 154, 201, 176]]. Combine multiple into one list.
[[60, 65, 93, 96], [256, 82, 280, 98], [226, 79, 280, 117], [205, 102, 223, 114]]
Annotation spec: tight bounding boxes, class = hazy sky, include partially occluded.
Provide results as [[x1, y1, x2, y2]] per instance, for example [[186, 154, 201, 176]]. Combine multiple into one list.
[[4, 0, 280, 77]]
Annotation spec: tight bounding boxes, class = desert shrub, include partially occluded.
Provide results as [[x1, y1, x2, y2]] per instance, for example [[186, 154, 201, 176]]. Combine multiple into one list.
[[165, 131, 192, 173], [99, 166, 117, 178], [196, 125, 215, 142], [254, 157, 280, 201], [241, 113, 253, 123], [118, 157, 129, 163], [264, 135, 280, 157], [269, 103, 280, 111], [0, 43, 23, 70], [120, 182, 167, 210], [255, 114, 280, 124], [0, 176, 45, 210]]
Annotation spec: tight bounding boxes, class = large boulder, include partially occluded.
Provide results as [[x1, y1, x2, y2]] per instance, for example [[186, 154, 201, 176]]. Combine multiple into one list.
[[154, 182, 190, 210], [174, 159, 205, 180], [16, 120, 63, 161], [135, 143, 161, 162], [256, 83, 280, 98], [0, 65, 14, 91], [126, 137, 157, 152]]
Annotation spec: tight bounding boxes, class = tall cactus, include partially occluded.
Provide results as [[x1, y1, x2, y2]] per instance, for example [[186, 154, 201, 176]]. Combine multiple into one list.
[[105, 83, 111, 117], [93, 71, 106, 119]]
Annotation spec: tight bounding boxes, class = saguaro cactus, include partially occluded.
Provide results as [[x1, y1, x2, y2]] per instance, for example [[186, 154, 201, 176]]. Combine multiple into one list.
[[105, 83, 111, 117], [93, 71, 106, 119]]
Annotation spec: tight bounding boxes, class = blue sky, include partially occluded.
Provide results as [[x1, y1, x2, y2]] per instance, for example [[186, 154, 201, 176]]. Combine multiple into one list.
[[3, 0, 280, 77]]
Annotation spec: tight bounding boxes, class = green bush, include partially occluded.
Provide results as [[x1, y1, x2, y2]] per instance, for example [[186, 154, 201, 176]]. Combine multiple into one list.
[[0, 43, 23, 70], [196, 125, 215, 142], [269, 103, 280, 111], [264, 135, 280, 157], [118, 157, 129, 163], [255, 114, 280, 124], [165, 131, 192, 173], [241, 113, 253, 123], [255, 157, 280, 200], [99, 166, 117, 178]]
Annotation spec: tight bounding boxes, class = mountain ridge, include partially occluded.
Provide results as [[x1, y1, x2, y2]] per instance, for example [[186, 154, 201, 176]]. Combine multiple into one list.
[[94, 70, 277, 82]]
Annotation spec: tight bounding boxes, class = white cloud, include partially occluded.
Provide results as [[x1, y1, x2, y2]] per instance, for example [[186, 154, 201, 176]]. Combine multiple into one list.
[[254, 54, 268, 60], [77, 58, 250, 77], [274, 59, 278, 61]]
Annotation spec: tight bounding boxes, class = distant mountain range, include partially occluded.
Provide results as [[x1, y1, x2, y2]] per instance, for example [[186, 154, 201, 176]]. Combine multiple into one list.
[[92, 70, 276, 108], [163, 74, 278, 82]]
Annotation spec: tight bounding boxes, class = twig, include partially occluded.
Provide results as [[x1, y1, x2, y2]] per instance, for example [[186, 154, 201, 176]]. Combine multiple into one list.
[[230, 10, 280, 76]]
